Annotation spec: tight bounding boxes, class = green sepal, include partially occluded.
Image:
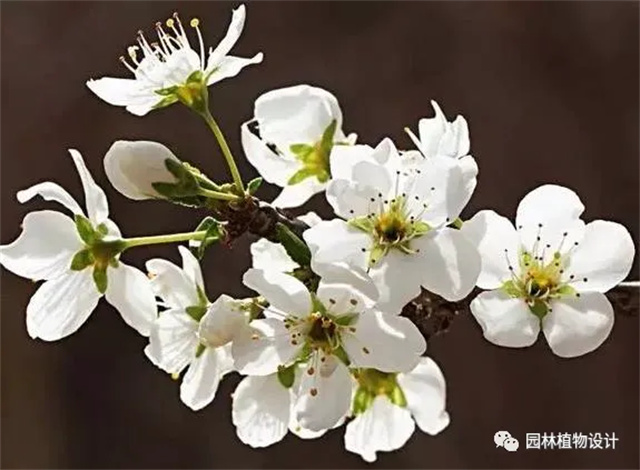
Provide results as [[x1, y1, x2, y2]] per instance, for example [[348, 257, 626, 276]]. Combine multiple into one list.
[[74, 214, 96, 245], [196, 284, 209, 307], [287, 167, 317, 185], [291, 267, 320, 293], [186, 305, 208, 322], [151, 94, 179, 110], [70, 249, 94, 271], [310, 293, 327, 315], [555, 284, 577, 298], [247, 177, 263, 195], [189, 216, 224, 260], [333, 345, 351, 367], [151, 158, 200, 200], [290, 143, 314, 156], [348, 216, 374, 233], [96, 223, 109, 237], [108, 258, 120, 268], [186, 70, 204, 84], [528, 299, 548, 319], [277, 364, 296, 389], [352, 387, 375, 415], [500, 280, 522, 298], [385, 383, 407, 407], [92, 265, 108, 294], [195, 343, 206, 358], [295, 342, 314, 363], [411, 220, 431, 237], [320, 119, 337, 151], [334, 313, 358, 326], [368, 244, 387, 268]]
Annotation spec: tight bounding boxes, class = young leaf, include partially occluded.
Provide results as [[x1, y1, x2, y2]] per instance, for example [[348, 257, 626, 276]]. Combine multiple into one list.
[[247, 177, 263, 195]]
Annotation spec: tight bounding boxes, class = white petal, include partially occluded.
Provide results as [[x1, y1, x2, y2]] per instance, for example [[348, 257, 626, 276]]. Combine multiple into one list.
[[0, 211, 82, 281], [232, 374, 290, 448], [232, 318, 299, 376], [564, 220, 635, 293], [415, 100, 447, 157], [250, 239, 298, 272], [368, 251, 424, 315], [271, 177, 325, 209], [344, 310, 426, 372], [243, 269, 311, 317], [543, 292, 614, 358], [206, 4, 247, 69], [415, 227, 481, 301], [344, 396, 415, 463], [303, 220, 369, 271], [461, 210, 520, 290], [296, 211, 322, 227], [241, 121, 298, 187], [178, 246, 205, 292], [206, 53, 263, 86], [295, 355, 352, 431], [397, 357, 450, 435], [144, 308, 199, 374], [316, 263, 379, 310], [199, 294, 248, 348], [103, 140, 180, 200], [125, 95, 164, 117], [105, 263, 157, 337], [26, 270, 100, 341], [86, 77, 156, 108], [16, 182, 83, 215], [329, 144, 375, 181], [470, 290, 540, 348], [288, 412, 327, 440], [325, 178, 380, 219], [145, 257, 199, 309], [68, 149, 109, 224], [180, 347, 223, 411]]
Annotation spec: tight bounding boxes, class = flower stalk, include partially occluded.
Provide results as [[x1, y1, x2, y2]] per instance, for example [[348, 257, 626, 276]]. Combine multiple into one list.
[[123, 230, 209, 249]]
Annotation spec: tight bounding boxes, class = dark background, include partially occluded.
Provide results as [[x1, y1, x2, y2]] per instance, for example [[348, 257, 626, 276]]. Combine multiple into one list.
[[1, 1, 638, 468]]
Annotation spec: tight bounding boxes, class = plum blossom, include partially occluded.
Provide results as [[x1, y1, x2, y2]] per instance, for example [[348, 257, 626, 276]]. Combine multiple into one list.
[[345, 357, 449, 462], [463, 184, 635, 358], [87, 5, 262, 116], [304, 138, 481, 315], [145, 246, 248, 410], [0, 150, 156, 340], [241, 84, 356, 208], [232, 265, 426, 431]]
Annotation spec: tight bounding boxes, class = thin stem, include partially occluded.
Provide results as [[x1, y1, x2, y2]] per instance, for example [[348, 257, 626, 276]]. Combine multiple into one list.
[[193, 172, 222, 191], [201, 109, 245, 193], [198, 187, 241, 202], [619, 281, 640, 288], [123, 230, 208, 249]]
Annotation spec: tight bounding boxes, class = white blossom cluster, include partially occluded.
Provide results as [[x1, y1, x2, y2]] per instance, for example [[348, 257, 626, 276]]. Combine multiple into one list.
[[0, 4, 635, 463]]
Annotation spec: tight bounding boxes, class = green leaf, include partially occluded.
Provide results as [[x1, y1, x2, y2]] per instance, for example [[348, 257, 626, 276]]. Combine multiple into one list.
[[70, 249, 94, 271], [277, 364, 296, 389], [247, 177, 263, 195], [348, 216, 374, 233], [334, 313, 358, 326], [186, 305, 208, 322], [274, 223, 311, 267], [92, 265, 108, 294], [289, 143, 313, 156], [352, 386, 374, 415], [287, 167, 317, 185], [500, 280, 522, 298], [74, 214, 96, 245], [190, 217, 224, 260]]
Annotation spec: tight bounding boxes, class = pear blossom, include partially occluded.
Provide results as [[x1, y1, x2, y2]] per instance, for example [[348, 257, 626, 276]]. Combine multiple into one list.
[[145, 246, 248, 410], [87, 5, 263, 116], [232, 265, 426, 431], [345, 357, 450, 462], [304, 138, 481, 315], [241, 84, 356, 208], [463, 184, 635, 358], [0, 150, 156, 340], [405, 100, 478, 214]]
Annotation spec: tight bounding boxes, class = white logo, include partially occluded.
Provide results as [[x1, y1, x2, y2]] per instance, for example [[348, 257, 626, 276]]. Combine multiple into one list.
[[494, 431, 519, 452]]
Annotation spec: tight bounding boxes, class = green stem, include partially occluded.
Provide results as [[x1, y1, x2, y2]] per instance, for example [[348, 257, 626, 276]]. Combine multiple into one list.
[[275, 223, 312, 267], [201, 109, 245, 193], [198, 188, 241, 202], [123, 230, 208, 249]]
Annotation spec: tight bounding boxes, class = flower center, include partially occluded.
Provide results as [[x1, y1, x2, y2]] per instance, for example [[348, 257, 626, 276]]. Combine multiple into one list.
[[306, 313, 338, 347], [287, 120, 337, 185]]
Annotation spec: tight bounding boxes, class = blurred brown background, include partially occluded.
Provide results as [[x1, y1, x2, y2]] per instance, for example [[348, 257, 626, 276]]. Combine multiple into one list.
[[1, 1, 638, 468]]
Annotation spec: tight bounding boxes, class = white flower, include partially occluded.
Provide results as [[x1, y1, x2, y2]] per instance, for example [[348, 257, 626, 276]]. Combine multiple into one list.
[[241, 84, 356, 208], [86, 5, 263, 116], [104, 140, 182, 200], [231, 366, 328, 448], [345, 357, 449, 462], [405, 100, 478, 212], [232, 265, 426, 431], [463, 184, 635, 358], [304, 138, 481, 315], [145, 246, 248, 410], [0, 150, 156, 340]]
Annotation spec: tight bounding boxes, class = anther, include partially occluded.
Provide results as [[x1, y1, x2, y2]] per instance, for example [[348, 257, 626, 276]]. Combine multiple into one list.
[[190, 18, 200, 28], [310, 388, 318, 397], [362, 347, 370, 354], [307, 367, 315, 375], [349, 299, 358, 306]]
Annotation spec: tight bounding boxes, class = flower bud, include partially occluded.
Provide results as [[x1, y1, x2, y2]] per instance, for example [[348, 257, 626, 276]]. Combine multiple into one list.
[[104, 140, 181, 200]]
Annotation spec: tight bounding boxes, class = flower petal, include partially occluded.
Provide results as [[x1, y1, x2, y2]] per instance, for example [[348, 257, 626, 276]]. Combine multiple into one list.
[[232, 374, 290, 448], [16, 182, 83, 215], [543, 292, 614, 358], [368, 251, 424, 315], [207, 53, 263, 86], [144, 308, 199, 374], [206, 4, 247, 69], [397, 357, 450, 435], [304, 220, 369, 271], [0, 211, 82, 281], [243, 268, 311, 317], [103, 140, 180, 200], [86, 77, 155, 107], [316, 263, 379, 310], [26, 270, 100, 341], [105, 262, 157, 337], [68, 149, 109, 224], [325, 178, 380, 220], [250, 239, 298, 272], [344, 396, 415, 463], [294, 355, 352, 431], [415, 227, 481, 301], [232, 318, 299, 376], [344, 310, 426, 373], [199, 294, 248, 348], [241, 121, 298, 186], [329, 144, 375, 181], [564, 220, 635, 293], [461, 210, 520, 290], [180, 347, 223, 411], [272, 177, 326, 209], [470, 290, 540, 348], [145, 257, 199, 309], [178, 246, 205, 293]]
